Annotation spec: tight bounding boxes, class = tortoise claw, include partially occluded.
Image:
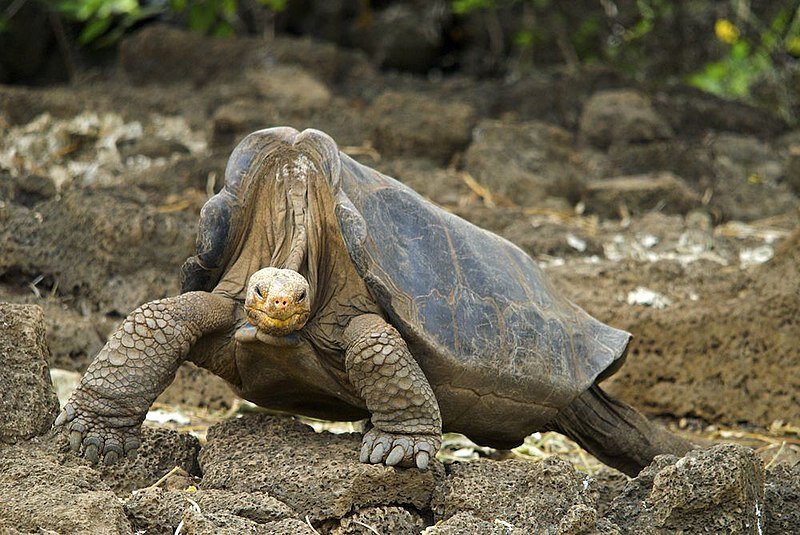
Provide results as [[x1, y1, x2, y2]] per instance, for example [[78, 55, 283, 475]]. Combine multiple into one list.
[[84, 443, 100, 464], [369, 442, 386, 464], [386, 445, 405, 466], [53, 390, 144, 465], [69, 430, 83, 452], [359, 427, 440, 469], [104, 450, 120, 465]]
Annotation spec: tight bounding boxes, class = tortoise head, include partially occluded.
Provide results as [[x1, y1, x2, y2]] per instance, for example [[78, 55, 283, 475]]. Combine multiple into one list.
[[244, 267, 311, 336]]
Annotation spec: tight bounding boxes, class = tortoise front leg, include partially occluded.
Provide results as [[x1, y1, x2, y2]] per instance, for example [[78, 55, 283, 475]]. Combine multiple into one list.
[[344, 314, 442, 470], [54, 291, 236, 464]]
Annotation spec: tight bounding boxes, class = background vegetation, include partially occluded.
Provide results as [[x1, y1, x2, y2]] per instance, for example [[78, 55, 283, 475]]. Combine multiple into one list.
[[2, 0, 799, 121]]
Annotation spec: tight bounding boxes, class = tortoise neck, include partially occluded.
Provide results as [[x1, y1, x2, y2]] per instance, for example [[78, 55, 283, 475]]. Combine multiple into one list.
[[281, 153, 311, 272]]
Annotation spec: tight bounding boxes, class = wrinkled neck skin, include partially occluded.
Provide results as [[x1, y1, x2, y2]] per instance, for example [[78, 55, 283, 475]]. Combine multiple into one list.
[[220, 147, 363, 348]]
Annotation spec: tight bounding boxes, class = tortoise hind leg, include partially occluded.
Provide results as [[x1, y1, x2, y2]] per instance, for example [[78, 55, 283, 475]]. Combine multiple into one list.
[[546, 383, 694, 477]]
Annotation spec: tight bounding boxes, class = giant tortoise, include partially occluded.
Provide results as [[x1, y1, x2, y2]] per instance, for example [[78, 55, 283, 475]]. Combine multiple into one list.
[[55, 127, 691, 475]]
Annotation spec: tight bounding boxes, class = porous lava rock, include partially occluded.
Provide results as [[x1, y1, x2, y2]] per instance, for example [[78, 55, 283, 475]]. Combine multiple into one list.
[[97, 427, 201, 496], [605, 444, 765, 533], [431, 456, 600, 532], [199, 414, 442, 522], [125, 487, 296, 535], [177, 507, 316, 535], [0, 443, 132, 534], [764, 462, 800, 534], [423, 511, 525, 534], [0, 303, 59, 443], [330, 505, 428, 534]]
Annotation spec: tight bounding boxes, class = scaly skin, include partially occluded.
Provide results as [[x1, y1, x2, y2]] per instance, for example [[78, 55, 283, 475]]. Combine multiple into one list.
[[344, 314, 442, 470], [54, 291, 236, 464]]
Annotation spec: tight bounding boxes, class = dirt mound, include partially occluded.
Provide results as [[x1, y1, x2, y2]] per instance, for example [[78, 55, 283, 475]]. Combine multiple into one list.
[[606, 227, 800, 427], [0, 187, 195, 314]]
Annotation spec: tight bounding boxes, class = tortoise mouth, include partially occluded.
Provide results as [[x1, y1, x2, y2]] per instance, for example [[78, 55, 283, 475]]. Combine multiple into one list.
[[245, 305, 309, 336]]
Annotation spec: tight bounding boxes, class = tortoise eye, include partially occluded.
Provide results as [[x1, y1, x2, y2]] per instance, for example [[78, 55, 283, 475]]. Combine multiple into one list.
[[255, 286, 264, 298], [297, 290, 306, 301]]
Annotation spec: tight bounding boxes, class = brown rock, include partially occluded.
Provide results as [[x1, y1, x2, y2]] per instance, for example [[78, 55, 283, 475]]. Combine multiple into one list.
[[464, 119, 584, 207], [764, 462, 800, 534], [708, 133, 797, 221], [0, 187, 196, 314], [0, 303, 59, 443], [368, 90, 476, 162], [584, 171, 700, 218], [246, 65, 331, 110], [178, 508, 315, 535], [432, 457, 597, 532], [0, 444, 132, 534], [157, 361, 238, 411], [210, 97, 369, 150], [120, 25, 256, 85], [125, 487, 296, 535], [580, 90, 673, 150], [605, 444, 765, 533], [424, 511, 525, 534], [607, 140, 715, 187], [96, 427, 201, 495], [786, 151, 800, 195], [199, 414, 442, 522], [331, 506, 427, 535]]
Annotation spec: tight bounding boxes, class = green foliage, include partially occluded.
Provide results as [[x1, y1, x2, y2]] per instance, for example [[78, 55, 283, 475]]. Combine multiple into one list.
[[689, 41, 770, 98], [689, 5, 800, 101], [52, 0, 287, 46], [54, 0, 164, 46], [452, 0, 494, 16]]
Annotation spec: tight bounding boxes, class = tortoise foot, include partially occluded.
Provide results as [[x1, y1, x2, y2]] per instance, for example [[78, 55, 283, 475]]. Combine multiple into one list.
[[53, 389, 143, 465], [359, 427, 440, 470]]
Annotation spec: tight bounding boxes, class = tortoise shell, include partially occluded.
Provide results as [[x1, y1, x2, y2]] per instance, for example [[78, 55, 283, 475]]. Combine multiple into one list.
[[182, 127, 630, 423]]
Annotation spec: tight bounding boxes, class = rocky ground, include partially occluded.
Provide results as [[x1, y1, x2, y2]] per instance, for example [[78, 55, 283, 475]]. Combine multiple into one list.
[[1, 25, 799, 533]]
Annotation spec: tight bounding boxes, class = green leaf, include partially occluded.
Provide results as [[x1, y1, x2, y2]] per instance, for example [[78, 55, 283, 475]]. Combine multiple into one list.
[[220, 0, 237, 18], [514, 30, 534, 47], [79, 15, 113, 44], [257, 0, 286, 11], [730, 41, 750, 60], [452, 0, 492, 16], [213, 21, 234, 37], [188, 3, 217, 33], [787, 36, 800, 56]]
